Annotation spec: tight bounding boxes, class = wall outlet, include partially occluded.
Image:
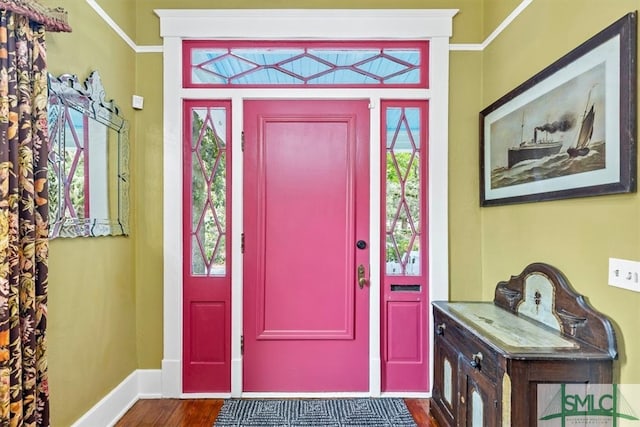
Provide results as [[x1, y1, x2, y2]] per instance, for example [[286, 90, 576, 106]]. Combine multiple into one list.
[[608, 257, 640, 292]]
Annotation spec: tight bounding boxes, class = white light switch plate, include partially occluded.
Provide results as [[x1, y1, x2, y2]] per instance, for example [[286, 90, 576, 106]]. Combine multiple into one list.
[[132, 95, 144, 110], [608, 257, 640, 292]]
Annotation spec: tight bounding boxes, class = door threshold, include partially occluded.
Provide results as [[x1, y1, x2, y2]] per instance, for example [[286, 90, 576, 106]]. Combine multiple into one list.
[[240, 392, 373, 399], [177, 391, 431, 399]]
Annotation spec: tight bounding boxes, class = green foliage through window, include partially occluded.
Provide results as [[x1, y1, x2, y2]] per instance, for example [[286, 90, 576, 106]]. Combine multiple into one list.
[[385, 106, 422, 276], [190, 108, 228, 276]]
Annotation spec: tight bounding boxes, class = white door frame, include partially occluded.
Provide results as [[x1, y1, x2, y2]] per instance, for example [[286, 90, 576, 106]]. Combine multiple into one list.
[[156, 9, 456, 398]]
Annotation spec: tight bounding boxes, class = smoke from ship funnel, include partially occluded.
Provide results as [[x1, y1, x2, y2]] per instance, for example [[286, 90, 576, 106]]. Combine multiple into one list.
[[535, 113, 576, 133]]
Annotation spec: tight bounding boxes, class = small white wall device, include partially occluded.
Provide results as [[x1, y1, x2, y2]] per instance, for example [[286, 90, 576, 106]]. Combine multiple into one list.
[[132, 95, 144, 110]]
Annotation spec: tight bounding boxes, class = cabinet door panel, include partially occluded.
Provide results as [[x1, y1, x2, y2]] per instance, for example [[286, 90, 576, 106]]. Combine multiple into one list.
[[458, 355, 500, 427], [433, 333, 459, 425]]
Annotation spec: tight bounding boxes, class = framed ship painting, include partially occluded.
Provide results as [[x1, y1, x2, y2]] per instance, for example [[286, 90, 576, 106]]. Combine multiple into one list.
[[480, 12, 637, 207]]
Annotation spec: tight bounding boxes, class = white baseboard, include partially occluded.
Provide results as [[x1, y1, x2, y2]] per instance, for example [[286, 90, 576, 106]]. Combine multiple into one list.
[[161, 358, 181, 397], [71, 369, 162, 427], [138, 369, 163, 398], [70, 368, 431, 426], [380, 391, 432, 398]]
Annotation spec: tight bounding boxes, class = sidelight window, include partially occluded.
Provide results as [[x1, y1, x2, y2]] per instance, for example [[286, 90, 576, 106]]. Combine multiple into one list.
[[383, 103, 426, 276], [185, 102, 231, 277]]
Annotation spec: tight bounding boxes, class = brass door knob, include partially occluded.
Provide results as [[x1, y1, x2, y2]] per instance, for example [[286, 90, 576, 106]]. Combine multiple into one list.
[[357, 264, 369, 289]]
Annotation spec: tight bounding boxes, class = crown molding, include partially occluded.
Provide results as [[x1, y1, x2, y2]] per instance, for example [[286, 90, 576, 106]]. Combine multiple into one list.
[[87, 0, 533, 53], [450, 43, 483, 51], [86, 0, 162, 53], [480, 0, 533, 50]]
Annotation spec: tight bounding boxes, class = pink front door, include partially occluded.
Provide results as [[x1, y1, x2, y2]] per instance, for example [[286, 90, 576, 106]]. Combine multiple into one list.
[[243, 99, 370, 392]]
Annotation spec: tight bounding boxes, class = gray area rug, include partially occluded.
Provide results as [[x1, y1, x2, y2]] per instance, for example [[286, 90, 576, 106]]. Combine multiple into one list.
[[213, 398, 417, 427]]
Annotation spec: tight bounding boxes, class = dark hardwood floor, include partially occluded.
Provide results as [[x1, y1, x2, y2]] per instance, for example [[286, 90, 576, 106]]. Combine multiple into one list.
[[115, 398, 437, 426]]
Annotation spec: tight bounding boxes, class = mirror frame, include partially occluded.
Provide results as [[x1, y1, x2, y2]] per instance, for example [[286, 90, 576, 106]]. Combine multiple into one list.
[[47, 70, 130, 238]]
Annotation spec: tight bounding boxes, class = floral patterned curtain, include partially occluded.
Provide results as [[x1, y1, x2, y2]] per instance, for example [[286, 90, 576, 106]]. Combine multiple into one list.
[[0, 2, 69, 424]]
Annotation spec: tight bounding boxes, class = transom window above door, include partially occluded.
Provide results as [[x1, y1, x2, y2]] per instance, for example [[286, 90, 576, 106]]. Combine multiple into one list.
[[183, 41, 428, 88]]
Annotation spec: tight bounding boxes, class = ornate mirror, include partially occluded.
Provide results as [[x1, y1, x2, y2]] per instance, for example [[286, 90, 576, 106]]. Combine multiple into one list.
[[47, 71, 129, 238]]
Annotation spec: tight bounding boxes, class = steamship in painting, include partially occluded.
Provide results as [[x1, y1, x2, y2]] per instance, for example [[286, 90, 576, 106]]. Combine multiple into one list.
[[507, 114, 568, 168], [507, 128, 563, 168], [507, 90, 596, 168]]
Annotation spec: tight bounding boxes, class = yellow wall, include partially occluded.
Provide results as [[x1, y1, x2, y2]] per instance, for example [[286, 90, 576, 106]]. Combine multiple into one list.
[[40, 0, 640, 424], [132, 51, 164, 368], [45, 1, 138, 425], [97, 0, 136, 42], [482, 0, 524, 40], [135, 0, 483, 46], [481, 0, 640, 383], [449, 49, 484, 301]]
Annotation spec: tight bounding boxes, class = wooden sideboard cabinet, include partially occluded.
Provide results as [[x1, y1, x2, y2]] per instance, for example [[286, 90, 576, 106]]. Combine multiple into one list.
[[430, 263, 617, 427]]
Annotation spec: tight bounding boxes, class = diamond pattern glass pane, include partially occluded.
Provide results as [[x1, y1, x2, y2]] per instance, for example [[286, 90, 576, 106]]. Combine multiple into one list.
[[309, 69, 379, 85], [202, 54, 255, 79], [233, 48, 304, 65], [190, 107, 228, 277], [385, 69, 420, 84], [383, 50, 420, 65], [356, 56, 410, 78], [193, 68, 227, 85], [192, 48, 227, 64], [232, 69, 302, 85], [385, 106, 421, 276], [187, 43, 426, 86], [191, 235, 206, 275], [310, 49, 380, 65], [280, 55, 332, 78]]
